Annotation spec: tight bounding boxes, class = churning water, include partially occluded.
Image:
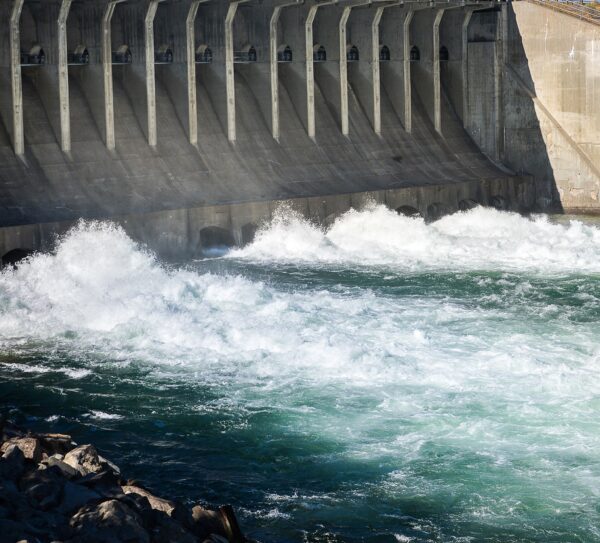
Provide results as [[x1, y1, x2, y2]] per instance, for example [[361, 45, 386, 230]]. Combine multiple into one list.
[[1, 205, 600, 542]]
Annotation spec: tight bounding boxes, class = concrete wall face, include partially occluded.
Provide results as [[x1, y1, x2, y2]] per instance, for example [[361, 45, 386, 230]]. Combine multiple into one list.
[[508, 2, 600, 211], [6, 0, 591, 247]]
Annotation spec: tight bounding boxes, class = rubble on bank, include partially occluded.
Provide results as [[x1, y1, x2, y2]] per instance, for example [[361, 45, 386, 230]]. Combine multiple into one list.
[[0, 418, 250, 543]]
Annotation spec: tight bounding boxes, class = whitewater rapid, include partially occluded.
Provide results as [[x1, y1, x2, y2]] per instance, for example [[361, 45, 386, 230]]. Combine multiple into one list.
[[231, 204, 600, 273], [1, 205, 600, 541]]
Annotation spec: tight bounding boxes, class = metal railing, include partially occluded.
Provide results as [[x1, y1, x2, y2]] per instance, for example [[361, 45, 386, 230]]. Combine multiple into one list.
[[525, 0, 600, 25]]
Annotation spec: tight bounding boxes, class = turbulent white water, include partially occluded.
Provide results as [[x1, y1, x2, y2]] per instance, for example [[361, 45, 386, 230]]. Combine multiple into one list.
[[233, 204, 600, 273], [1, 206, 600, 541]]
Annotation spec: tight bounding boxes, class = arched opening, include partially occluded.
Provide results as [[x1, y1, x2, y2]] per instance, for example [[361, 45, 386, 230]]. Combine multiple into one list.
[[409, 46, 420, 62], [458, 199, 479, 211], [379, 45, 390, 62], [68, 45, 89, 65], [2, 248, 33, 268], [439, 46, 449, 62], [426, 202, 448, 222], [199, 227, 235, 256], [195, 44, 212, 64], [346, 44, 359, 62], [235, 44, 257, 63], [155, 44, 173, 64], [396, 205, 422, 218], [241, 223, 258, 246], [21, 45, 45, 66], [313, 44, 326, 63], [490, 195, 508, 210], [112, 44, 132, 64], [277, 44, 292, 63]]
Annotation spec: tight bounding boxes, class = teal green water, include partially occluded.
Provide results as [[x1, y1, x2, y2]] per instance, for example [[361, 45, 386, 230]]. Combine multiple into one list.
[[1, 207, 600, 542]]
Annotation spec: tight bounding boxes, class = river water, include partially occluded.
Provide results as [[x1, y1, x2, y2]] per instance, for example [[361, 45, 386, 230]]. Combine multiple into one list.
[[1, 205, 600, 542]]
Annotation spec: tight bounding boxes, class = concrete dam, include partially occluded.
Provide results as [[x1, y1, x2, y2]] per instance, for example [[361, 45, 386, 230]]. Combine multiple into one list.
[[0, 0, 598, 259]]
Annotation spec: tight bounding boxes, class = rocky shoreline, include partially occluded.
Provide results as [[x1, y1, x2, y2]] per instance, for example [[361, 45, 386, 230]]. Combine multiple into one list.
[[0, 418, 252, 543]]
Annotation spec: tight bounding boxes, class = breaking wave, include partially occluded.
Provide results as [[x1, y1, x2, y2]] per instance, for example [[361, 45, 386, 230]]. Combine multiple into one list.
[[232, 204, 600, 273]]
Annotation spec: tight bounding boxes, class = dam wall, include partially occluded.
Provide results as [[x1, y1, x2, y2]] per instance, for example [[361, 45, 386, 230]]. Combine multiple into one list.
[[505, 0, 600, 212], [0, 0, 577, 260]]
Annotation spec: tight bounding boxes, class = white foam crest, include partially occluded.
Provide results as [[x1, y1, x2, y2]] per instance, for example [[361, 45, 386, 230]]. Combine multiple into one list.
[[232, 204, 600, 273]]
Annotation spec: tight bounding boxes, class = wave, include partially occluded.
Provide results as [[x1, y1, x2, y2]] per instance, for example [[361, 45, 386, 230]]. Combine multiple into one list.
[[231, 204, 600, 273]]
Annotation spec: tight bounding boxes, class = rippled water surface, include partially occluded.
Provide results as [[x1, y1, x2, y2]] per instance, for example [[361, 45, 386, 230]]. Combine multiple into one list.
[[1, 206, 600, 542]]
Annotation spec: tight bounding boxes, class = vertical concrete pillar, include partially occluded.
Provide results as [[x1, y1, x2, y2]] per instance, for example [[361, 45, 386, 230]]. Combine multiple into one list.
[[371, 6, 384, 136], [269, 2, 299, 141], [495, 3, 506, 161], [187, 0, 207, 146], [58, 0, 73, 152], [225, 1, 249, 143], [305, 5, 318, 140], [305, 1, 335, 140], [339, 7, 351, 136], [432, 9, 445, 135], [10, 0, 25, 156], [145, 0, 162, 147], [402, 10, 414, 133], [270, 6, 284, 141], [102, 0, 124, 151], [461, 8, 474, 130]]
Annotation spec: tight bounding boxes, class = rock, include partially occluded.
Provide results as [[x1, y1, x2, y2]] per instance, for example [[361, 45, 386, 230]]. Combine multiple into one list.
[[121, 485, 178, 517], [151, 515, 197, 543], [45, 456, 80, 479], [1, 437, 42, 463], [38, 433, 75, 456], [64, 445, 103, 476], [98, 455, 121, 476], [219, 505, 245, 543], [0, 519, 29, 542], [20, 467, 65, 511], [59, 480, 102, 514], [70, 499, 150, 543], [191, 506, 227, 540], [0, 443, 25, 482]]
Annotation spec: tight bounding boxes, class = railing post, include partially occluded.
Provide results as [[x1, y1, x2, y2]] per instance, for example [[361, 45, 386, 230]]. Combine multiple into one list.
[[10, 0, 25, 156], [58, 0, 73, 152]]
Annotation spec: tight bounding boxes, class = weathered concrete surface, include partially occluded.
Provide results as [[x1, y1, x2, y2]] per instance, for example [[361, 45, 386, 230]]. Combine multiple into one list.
[[0, 0, 515, 236], [0, 175, 535, 261], [507, 1, 600, 212]]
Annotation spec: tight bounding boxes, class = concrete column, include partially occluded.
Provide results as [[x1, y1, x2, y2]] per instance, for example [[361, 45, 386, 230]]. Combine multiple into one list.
[[339, 7, 351, 136], [305, 5, 318, 140], [145, 0, 163, 147], [225, 1, 249, 143], [270, 7, 282, 141], [305, 1, 335, 139], [58, 0, 73, 152], [187, 0, 208, 146], [102, 0, 124, 151], [371, 6, 384, 135], [269, 2, 300, 142], [496, 2, 506, 161], [461, 8, 474, 130], [402, 10, 414, 133], [10, 0, 25, 156], [432, 9, 445, 135]]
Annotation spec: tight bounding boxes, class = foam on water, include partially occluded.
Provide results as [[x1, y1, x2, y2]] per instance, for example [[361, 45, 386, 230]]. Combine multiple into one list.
[[232, 204, 600, 273], [1, 208, 600, 541]]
